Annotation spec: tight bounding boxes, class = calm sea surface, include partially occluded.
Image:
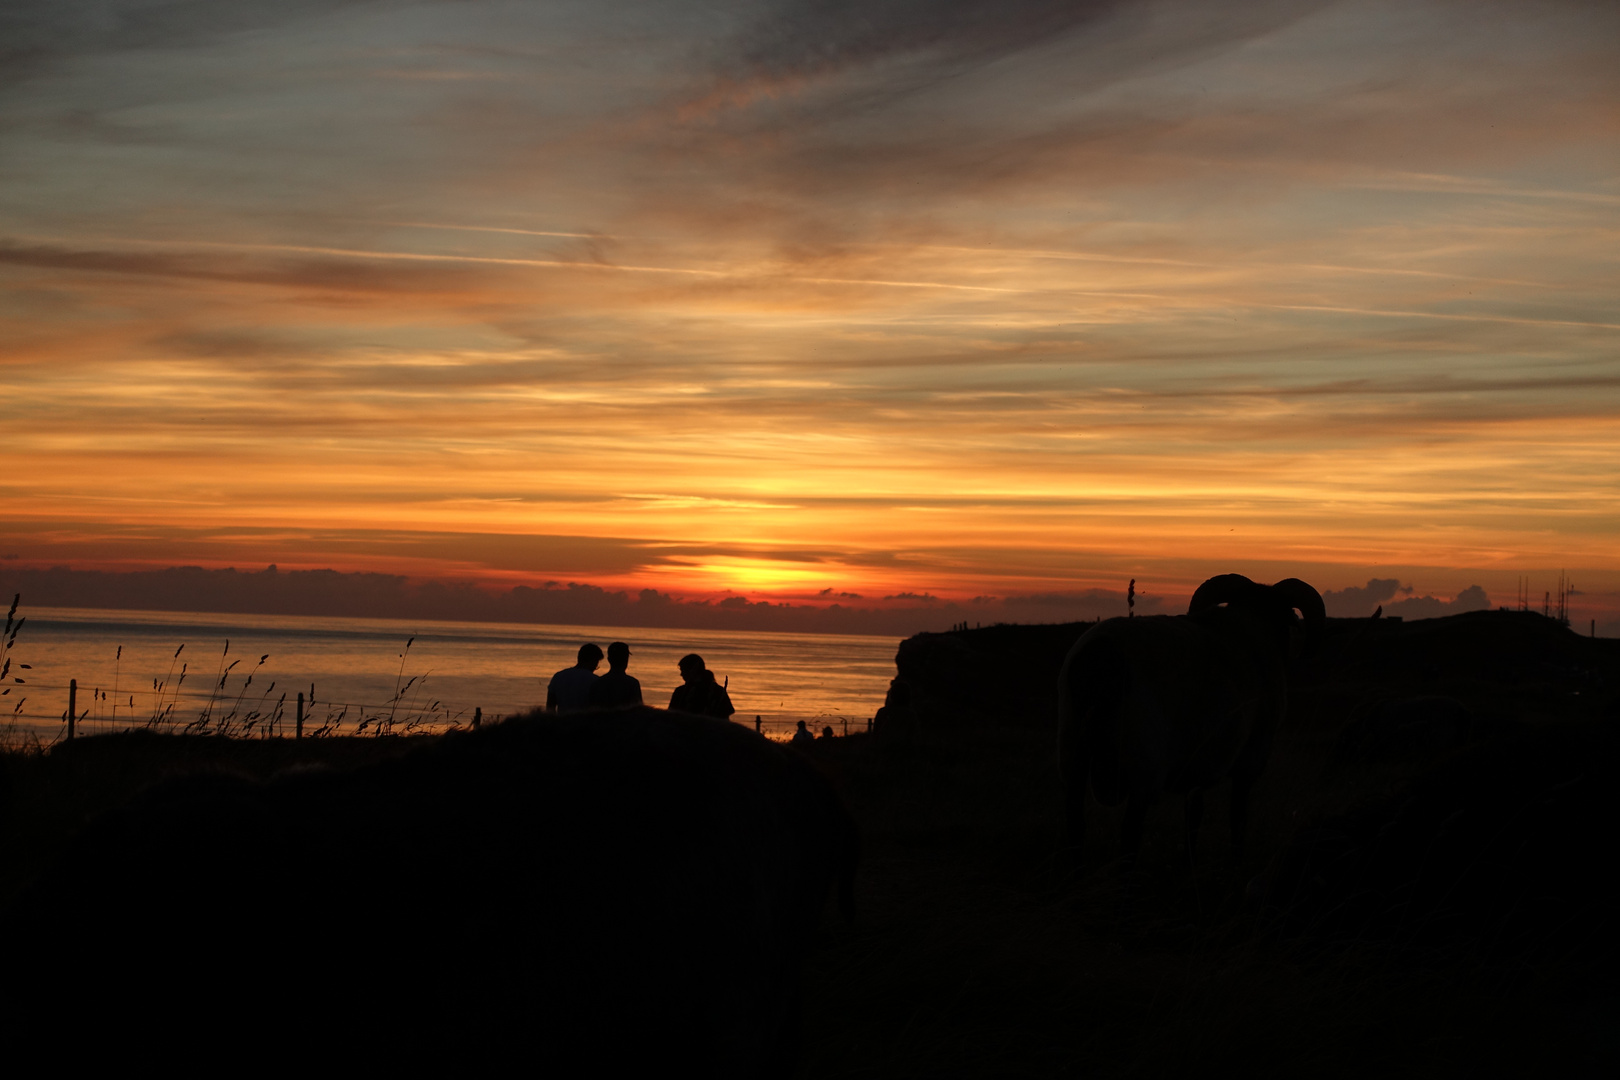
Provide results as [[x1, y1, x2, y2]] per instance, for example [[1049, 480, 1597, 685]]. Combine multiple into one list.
[[2, 607, 899, 743]]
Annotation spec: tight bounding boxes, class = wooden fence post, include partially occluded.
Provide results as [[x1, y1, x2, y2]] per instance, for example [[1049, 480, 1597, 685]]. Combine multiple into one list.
[[67, 679, 76, 740], [296, 692, 304, 740], [472, 707, 481, 729], [754, 714, 761, 734]]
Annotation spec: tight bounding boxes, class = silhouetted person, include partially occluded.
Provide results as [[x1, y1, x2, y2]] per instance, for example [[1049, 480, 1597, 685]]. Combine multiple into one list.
[[669, 653, 734, 721], [546, 643, 602, 714], [791, 720, 815, 748], [821, 725, 836, 740], [589, 642, 643, 710]]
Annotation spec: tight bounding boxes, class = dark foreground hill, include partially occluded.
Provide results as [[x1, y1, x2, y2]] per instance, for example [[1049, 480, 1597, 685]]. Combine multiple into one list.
[[1, 710, 855, 1075], [1, 610, 1616, 1076], [876, 609, 1619, 732]]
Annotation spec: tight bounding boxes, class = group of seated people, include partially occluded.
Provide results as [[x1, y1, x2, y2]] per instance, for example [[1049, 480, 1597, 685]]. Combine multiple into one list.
[[546, 643, 734, 720], [546, 644, 843, 747], [789, 720, 838, 747]]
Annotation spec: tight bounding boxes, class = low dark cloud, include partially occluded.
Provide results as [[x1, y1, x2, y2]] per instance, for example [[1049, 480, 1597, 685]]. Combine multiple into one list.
[[1325, 579, 1493, 620], [0, 564, 1139, 637], [1385, 584, 1492, 620], [1321, 579, 1496, 621], [1322, 577, 1406, 618]]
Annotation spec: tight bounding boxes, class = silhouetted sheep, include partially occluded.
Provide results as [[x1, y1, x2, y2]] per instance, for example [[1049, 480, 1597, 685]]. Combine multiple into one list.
[[1058, 574, 1325, 865], [1251, 725, 1619, 992], [1, 707, 858, 1075]]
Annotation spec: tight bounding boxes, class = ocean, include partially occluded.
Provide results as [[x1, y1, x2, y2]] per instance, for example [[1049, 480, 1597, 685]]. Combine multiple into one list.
[[1, 606, 900, 744]]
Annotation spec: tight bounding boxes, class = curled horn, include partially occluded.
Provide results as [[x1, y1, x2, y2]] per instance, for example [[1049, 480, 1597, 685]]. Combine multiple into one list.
[[1271, 578, 1325, 630], [1187, 573, 1261, 614]]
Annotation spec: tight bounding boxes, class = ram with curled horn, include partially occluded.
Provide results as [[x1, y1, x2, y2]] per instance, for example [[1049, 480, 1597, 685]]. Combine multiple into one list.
[[1057, 574, 1325, 866]]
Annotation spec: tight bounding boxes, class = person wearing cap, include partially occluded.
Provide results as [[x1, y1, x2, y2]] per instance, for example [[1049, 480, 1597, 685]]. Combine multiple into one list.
[[546, 643, 602, 714], [588, 641, 643, 710], [668, 653, 735, 721]]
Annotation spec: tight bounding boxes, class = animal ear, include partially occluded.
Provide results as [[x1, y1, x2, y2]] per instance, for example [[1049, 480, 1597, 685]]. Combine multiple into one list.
[[1188, 573, 1259, 614], [1271, 578, 1326, 629]]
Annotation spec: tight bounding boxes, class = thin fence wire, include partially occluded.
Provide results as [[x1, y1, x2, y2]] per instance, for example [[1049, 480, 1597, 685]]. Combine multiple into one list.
[[1, 679, 491, 748], [2, 686, 871, 750]]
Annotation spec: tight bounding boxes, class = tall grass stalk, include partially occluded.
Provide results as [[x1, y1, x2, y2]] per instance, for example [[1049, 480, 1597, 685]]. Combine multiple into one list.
[[1, 595, 27, 700], [0, 594, 34, 750], [12, 627, 476, 742], [195, 639, 232, 731], [386, 637, 415, 732], [219, 654, 269, 736], [149, 643, 186, 727], [111, 645, 121, 727]]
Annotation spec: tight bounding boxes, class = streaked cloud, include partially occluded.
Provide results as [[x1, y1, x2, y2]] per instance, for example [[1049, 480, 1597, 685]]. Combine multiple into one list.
[[2, 0, 1617, 627]]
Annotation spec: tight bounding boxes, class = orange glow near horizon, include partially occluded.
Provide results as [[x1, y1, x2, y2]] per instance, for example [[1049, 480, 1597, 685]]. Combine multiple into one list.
[[3, 2, 1619, 623]]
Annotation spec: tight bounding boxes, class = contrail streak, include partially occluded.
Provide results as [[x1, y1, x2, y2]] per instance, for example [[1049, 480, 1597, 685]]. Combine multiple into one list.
[[1263, 303, 1620, 332], [386, 222, 613, 240], [55, 236, 1013, 292]]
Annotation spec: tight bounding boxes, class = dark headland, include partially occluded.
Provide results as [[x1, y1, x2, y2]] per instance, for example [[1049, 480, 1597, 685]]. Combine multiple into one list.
[[2, 608, 1616, 1075]]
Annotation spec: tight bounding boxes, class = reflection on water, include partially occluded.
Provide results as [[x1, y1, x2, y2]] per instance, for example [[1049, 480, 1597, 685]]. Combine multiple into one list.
[[4, 607, 899, 742]]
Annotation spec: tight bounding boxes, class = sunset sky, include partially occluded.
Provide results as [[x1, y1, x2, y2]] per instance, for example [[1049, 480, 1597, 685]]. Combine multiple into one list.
[[3, 1, 1617, 628]]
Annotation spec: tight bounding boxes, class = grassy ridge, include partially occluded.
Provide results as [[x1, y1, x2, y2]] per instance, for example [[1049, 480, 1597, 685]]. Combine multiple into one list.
[[0, 727, 1611, 1075], [2, 610, 1616, 1075], [0, 734, 426, 908]]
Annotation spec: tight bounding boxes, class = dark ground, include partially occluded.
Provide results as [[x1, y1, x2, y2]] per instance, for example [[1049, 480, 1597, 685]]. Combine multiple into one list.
[[2, 610, 1616, 1076], [795, 610, 1620, 1077], [796, 725, 1618, 1078]]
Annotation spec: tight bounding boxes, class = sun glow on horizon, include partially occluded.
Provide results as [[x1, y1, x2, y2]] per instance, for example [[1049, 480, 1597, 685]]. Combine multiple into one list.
[[2, 1, 1618, 624]]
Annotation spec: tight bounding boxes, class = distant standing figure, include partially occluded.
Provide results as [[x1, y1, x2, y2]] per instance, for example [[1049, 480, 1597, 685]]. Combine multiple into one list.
[[669, 654, 735, 721], [589, 642, 643, 711], [547, 644, 603, 714], [791, 720, 815, 748]]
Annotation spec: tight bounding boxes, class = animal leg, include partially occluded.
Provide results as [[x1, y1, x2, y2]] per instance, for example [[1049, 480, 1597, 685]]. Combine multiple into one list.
[[1064, 780, 1088, 864], [1058, 709, 1091, 865], [1184, 788, 1205, 868], [1059, 634, 1125, 868], [1228, 774, 1254, 865], [1228, 724, 1275, 866], [1121, 794, 1148, 867]]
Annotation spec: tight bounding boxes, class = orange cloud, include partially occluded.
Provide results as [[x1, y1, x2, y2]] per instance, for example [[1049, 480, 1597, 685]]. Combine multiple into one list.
[[1, 0, 1617, 624]]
